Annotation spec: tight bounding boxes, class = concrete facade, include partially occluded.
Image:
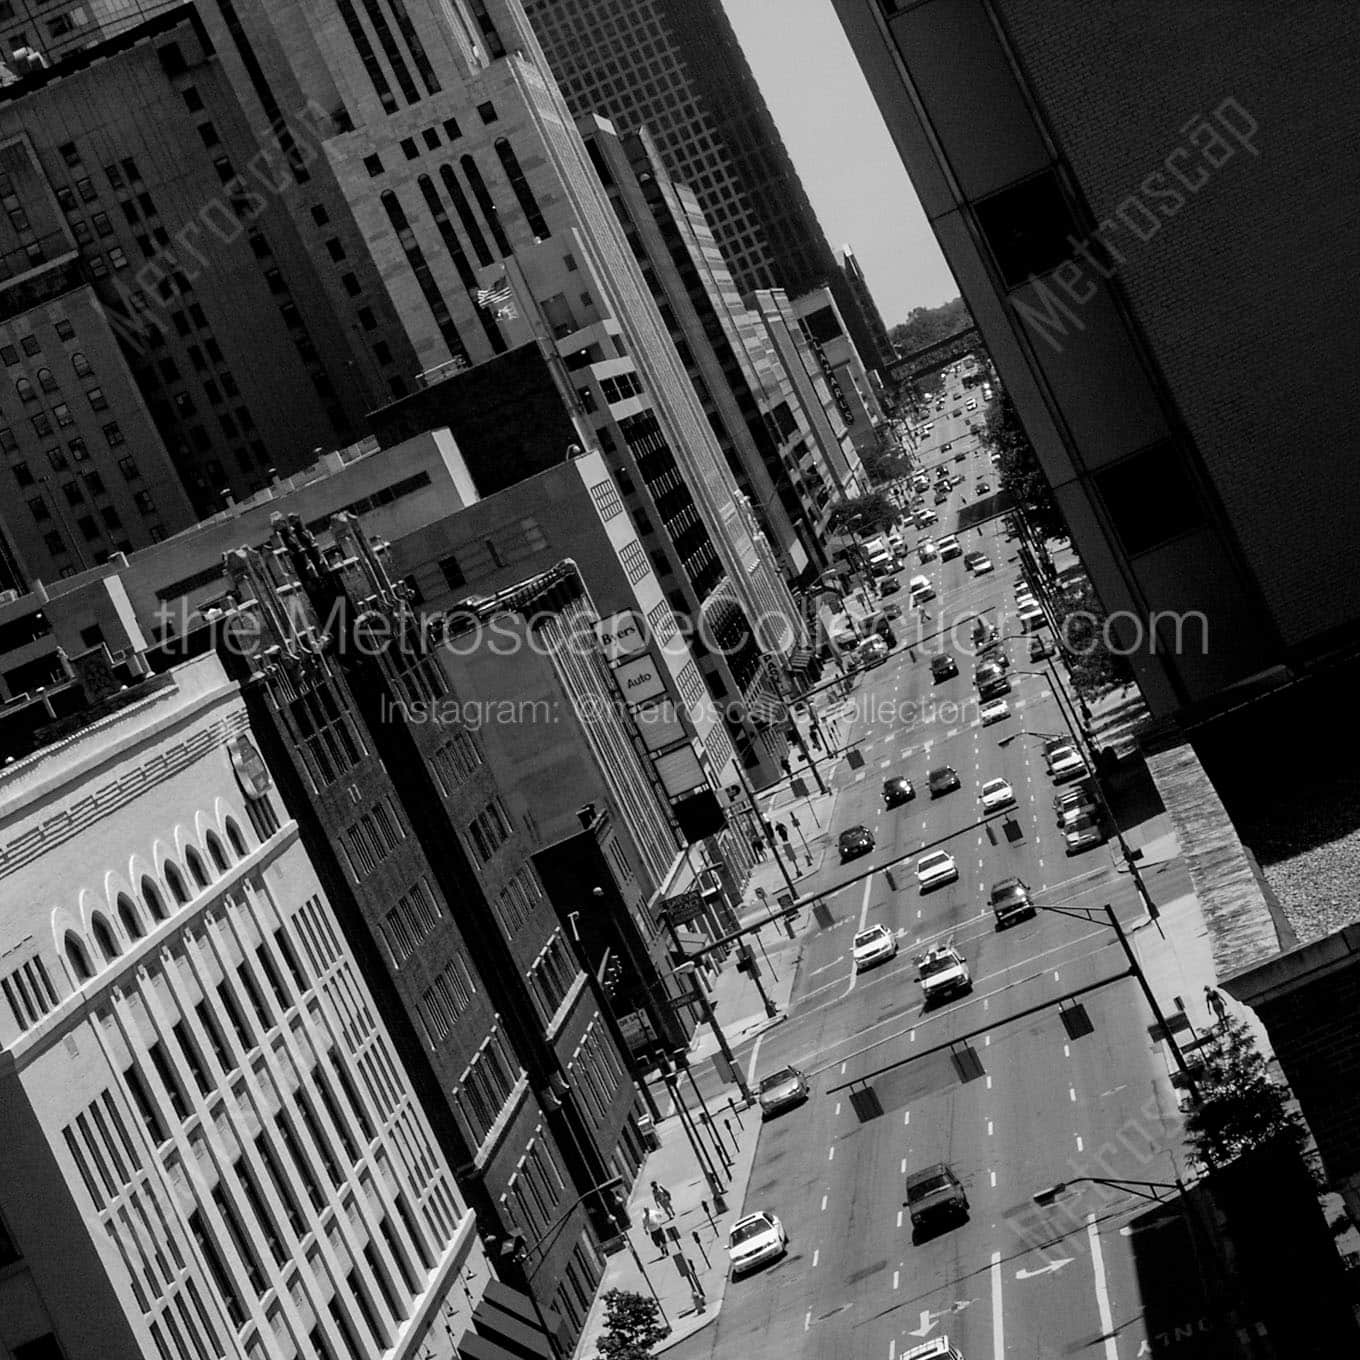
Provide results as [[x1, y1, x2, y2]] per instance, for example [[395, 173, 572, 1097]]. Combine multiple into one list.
[[0, 650, 489, 1360], [832, 0, 1360, 721], [523, 0, 892, 373], [792, 285, 886, 461]]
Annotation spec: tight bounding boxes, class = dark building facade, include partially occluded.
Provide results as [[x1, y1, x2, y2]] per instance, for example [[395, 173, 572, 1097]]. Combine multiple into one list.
[[524, 0, 892, 374], [202, 512, 645, 1352]]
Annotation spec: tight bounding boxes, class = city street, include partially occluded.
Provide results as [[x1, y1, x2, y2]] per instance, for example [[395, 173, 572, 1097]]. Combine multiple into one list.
[[668, 370, 1217, 1360]]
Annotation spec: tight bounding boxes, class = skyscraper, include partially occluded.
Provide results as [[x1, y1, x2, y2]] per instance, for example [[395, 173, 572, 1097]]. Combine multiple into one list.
[[840, 243, 893, 368], [832, 0, 1360, 721], [523, 0, 893, 373]]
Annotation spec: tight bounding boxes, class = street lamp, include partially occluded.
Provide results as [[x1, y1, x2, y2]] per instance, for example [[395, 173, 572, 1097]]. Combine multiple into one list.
[[1034, 1174, 1185, 1206]]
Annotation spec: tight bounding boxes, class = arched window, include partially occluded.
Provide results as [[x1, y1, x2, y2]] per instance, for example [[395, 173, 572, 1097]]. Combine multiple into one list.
[[225, 818, 247, 858], [165, 863, 189, 905], [116, 893, 144, 940], [71, 351, 93, 378], [15, 376, 35, 403], [65, 932, 94, 981], [142, 876, 167, 922], [91, 914, 120, 962], [186, 847, 209, 888], [206, 832, 228, 872], [37, 367, 57, 393]]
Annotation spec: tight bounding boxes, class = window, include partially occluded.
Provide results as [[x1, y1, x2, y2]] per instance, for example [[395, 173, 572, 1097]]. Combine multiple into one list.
[[59, 141, 81, 168], [1095, 443, 1208, 556], [0, 346, 16, 366], [109, 246, 128, 270], [442, 117, 461, 140], [182, 87, 204, 112], [185, 848, 209, 888], [87, 387, 109, 411], [13, 1335, 67, 1360], [83, 470, 105, 496], [65, 933, 93, 981], [226, 819, 247, 857], [30, 413, 51, 437], [975, 170, 1081, 288], [103, 421, 125, 446], [91, 211, 113, 237], [54, 318, 75, 342], [401, 137, 419, 160], [363, 154, 384, 177], [13, 462, 33, 488], [91, 915, 120, 961], [53, 403, 73, 428], [15, 376, 34, 402], [71, 351, 92, 377], [466, 800, 511, 864], [27, 496, 50, 523], [206, 832, 228, 872], [477, 101, 498, 123], [165, 863, 188, 905], [141, 877, 166, 921], [423, 127, 441, 150], [20, 335, 39, 357]]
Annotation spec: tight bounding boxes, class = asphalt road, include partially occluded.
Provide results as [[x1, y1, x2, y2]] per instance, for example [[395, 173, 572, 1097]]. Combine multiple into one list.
[[673, 394, 1213, 1360]]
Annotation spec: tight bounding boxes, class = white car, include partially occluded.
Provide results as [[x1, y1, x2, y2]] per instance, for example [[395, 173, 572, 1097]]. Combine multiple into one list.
[[853, 923, 898, 972], [970, 555, 994, 575], [916, 850, 959, 891], [980, 777, 1016, 812], [1048, 745, 1089, 783], [728, 1211, 788, 1275], [966, 400, 978, 411], [937, 536, 962, 560], [978, 696, 1011, 725]]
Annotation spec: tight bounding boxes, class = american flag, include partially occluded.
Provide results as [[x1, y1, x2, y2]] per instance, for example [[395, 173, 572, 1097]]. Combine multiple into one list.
[[475, 278, 517, 319]]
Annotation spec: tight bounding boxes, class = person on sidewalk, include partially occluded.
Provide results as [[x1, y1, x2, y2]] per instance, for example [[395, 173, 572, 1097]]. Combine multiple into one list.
[[750, 835, 766, 861], [651, 1181, 674, 1218], [1204, 985, 1228, 1025], [642, 1206, 668, 1258]]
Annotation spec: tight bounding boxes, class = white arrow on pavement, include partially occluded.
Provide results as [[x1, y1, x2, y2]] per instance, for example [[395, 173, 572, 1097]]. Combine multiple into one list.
[[908, 1311, 941, 1338], [1015, 1257, 1074, 1280]]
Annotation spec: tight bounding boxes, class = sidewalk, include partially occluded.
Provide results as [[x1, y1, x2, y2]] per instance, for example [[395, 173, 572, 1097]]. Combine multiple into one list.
[[570, 925, 804, 1357]]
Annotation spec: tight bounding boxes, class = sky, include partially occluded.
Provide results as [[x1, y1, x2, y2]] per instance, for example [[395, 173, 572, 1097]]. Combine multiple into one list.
[[720, 0, 959, 327]]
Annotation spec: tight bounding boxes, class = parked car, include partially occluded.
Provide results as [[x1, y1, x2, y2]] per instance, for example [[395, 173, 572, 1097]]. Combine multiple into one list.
[[1055, 786, 1099, 824], [970, 555, 994, 575], [989, 877, 1035, 929], [1064, 813, 1105, 855], [905, 1164, 969, 1233], [880, 576, 901, 595], [728, 1211, 789, 1275], [916, 850, 959, 891], [884, 602, 903, 620], [928, 765, 961, 797], [1047, 745, 1089, 783], [931, 653, 959, 682], [757, 1066, 809, 1118], [1018, 604, 1047, 632], [938, 535, 962, 560], [838, 825, 876, 861], [934, 489, 949, 505], [975, 480, 991, 494], [883, 775, 916, 808], [853, 923, 899, 972], [919, 539, 938, 561], [1029, 634, 1053, 661]]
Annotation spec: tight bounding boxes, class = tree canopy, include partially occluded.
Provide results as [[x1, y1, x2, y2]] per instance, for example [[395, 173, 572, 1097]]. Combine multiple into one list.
[[827, 492, 900, 538], [596, 1289, 670, 1360], [1051, 576, 1134, 700], [986, 391, 1066, 541], [888, 297, 972, 355]]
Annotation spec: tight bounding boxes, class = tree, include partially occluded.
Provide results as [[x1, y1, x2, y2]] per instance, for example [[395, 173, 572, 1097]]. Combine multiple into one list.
[[1051, 577, 1133, 700], [858, 430, 912, 486], [596, 1288, 669, 1360], [887, 297, 972, 355], [1185, 1014, 1309, 1174], [985, 391, 1066, 541], [826, 492, 899, 538]]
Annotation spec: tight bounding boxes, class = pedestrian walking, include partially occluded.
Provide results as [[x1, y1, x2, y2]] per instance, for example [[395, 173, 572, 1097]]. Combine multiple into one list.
[[652, 1181, 674, 1218], [749, 835, 766, 861], [775, 822, 790, 846], [1204, 985, 1227, 1024], [643, 1205, 668, 1257]]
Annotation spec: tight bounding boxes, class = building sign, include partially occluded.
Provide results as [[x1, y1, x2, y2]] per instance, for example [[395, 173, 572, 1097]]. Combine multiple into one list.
[[660, 889, 706, 926], [634, 701, 689, 754], [614, 654, 667, 706], [652, 744, 707, 798], [595, 611, 648, 663], [227, 735, 273, 800]]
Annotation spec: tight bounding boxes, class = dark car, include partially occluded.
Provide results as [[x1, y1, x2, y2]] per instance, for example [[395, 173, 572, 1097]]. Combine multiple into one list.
[[838, 825, 875, 862], [974, 662, 1011, 699], [927, 766, 960, 797], [1029, 634, 1053, 661], [905, 1164, 969, 1235], [880, 576, 901, 595], [930, 653, 958, 682], [933, 489, 949, 505], [883, 775, 915, 808], [990, 877, 1035, 929]]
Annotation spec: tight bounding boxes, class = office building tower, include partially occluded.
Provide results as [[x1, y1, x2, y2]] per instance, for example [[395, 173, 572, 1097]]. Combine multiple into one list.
[[0, 10, 397, 587], [832, 0, 1360, 721], [523, 0, 892, 373], [579, 117, 851, 581], [793, 286, 887, 459], [0, 648, 498, 1360], [840, 243, 893, 369]]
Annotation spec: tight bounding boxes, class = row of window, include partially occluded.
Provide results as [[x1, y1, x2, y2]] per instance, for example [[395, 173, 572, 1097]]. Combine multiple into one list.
[[382, 879, 444, 969], [428, 727, 484, 797], [569, 1021, 626, 1127], [454, 1030, 520, 1148], [495, 867, 545, 938], [529, 932, 580, 1026], [340, 799, 405, 880], [419, 956, 477, 1045], [466, 799, 511, 864], [62, 815, 267, 989]]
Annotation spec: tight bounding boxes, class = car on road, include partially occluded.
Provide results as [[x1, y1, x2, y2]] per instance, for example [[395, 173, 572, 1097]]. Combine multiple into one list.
[[942, 442, 952, 452], [927, 765, 961, 797], [915, 850, 959, 891], [954, 451, 966, 463], [964, 551, 994, 574], [880, 576, 901, 595], [1064, 812, 1105, 855], [884, 601, 903, 620], [978, 696, 1011, 726], [905, 1164, 970, 1233], [728, 1211, 789, 1275], [974, 660, 1011, 699], [931, 653, 958, 682], [976, 480, 991, 494], [915, 941, 971, 1002], [989, 877, 1036, 928], [1055, 786, 1099, 824], [1029, 634, 1053, 661], [757, 1066, 809, 1118], [909, 575, 936, 605], [838, 825, 876, 861], [1047, 744, 1089, 783], [855, 637, 890, 669], [938, 535, 962, 560], [979, 776, 1016, 812], [934, 488, 949, 505], [883, 775, 916, 808], [853, 923, 899, 972]]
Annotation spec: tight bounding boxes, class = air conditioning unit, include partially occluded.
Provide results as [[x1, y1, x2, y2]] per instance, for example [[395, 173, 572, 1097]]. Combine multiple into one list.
[[0, 588, 20, 605]]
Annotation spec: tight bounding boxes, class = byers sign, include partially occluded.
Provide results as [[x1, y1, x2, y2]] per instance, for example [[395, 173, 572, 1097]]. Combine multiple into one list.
[[594, 611, 647, 663]]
